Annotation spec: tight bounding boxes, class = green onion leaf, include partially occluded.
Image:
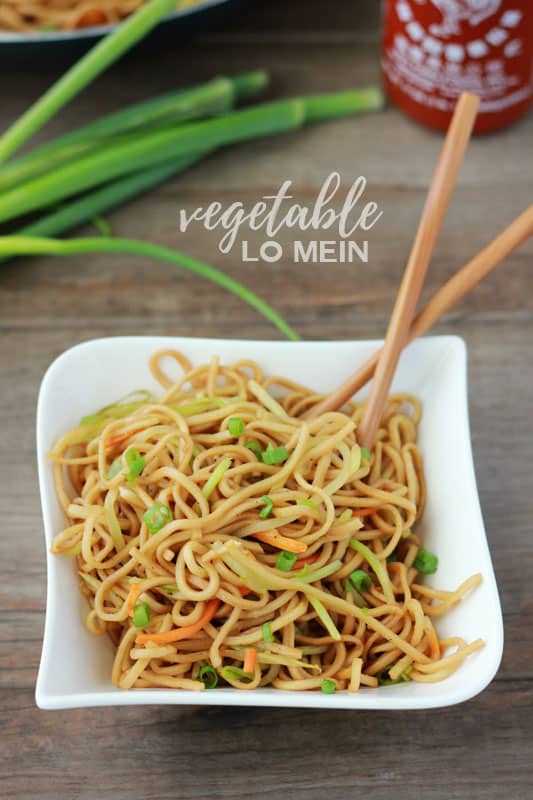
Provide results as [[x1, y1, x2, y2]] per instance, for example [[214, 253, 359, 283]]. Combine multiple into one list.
[[321, 678, 336, 694], [228, 417, 244, 436], [199, 662, 219, 689], [144, 502, 172, 534], [262, 621, 274, 643], [350, 539, 395, 604], [360, 447, 371, 461], [202, 457, 231, 498], [259, 495, 273, 519], [297, 498, 317, 509], [413, 549, 438, 574], [245, 440, 262, 459], [93, 215, 112, 237], [386, 552, 398, 563], [377, 664, 412, 686], [105, 458, 123, 479], [219, 666, 253, 682], [308, 595, 341, 640], [160, 584, 178, 593], [349, 569, 372, 593], [261, 442, 289, 465], [292, 559, 342, 584], [275, 551, 297, 571], [133, 602, 150, 628], [343, 579, 366, 608], [125, 447, 145, 486]]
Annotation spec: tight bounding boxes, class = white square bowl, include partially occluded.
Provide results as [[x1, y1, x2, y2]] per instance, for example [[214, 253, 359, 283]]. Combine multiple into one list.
[[36, 335, 503, 710]]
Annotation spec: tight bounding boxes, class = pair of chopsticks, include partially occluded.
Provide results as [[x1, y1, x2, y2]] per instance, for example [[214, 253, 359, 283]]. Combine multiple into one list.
[[309, 93, 533, 448]]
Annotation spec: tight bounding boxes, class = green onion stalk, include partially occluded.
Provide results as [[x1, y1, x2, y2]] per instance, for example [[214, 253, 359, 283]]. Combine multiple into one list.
[[0, 72, 268, 194], [0, 235, 299, 341], [0, 91, 382, 224]]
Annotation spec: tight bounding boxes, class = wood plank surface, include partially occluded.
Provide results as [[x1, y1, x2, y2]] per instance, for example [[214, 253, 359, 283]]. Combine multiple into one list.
[[0, 1, 532, 798]]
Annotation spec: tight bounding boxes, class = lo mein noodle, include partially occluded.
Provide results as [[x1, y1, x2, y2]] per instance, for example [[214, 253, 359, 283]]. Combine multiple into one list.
[[50, 349, 483, 692]]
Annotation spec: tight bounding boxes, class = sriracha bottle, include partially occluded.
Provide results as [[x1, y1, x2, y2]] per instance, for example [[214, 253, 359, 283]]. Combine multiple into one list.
[[382, 0, 533, 132]]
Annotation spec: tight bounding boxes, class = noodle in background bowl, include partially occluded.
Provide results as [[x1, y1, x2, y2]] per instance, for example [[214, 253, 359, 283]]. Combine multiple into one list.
[[35, 335, 503, 710]]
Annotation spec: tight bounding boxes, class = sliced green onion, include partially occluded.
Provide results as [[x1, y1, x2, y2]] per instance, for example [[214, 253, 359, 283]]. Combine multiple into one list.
[[199, 662, 219, 689], [297, 498, 317, 509], [105, 458, 123, 479], [219, 666, 253, 682], [256, 652, 320, 671], [259, 495, 273, 519], [386, 552, 398, 563], [292, 559, 342, 584], [133, 602, 150, 628], [361, 606, 369, 616], [413, 549, 438, 574], [172, 397, 226, 416], [360, 447, 371, 461], [275, 551, 297, 571], [245, 440, 262, 459], [125, 447, 145, 486], [202, 457, 231, 498], [160, 584, 178, 593], [261, 443, 289, 465], [349, 569, 372, 593], [144, 502, 172, 534], [307, 595, 341, 641], [262, 621, 274, 643], [350, 539, 395, 604], [321, 678, 337, 694], [228, 417, 244, 436]]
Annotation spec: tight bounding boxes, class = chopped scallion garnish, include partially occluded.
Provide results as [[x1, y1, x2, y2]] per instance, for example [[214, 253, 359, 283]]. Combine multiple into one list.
[[125, 447, 145, 486], [360, 447, 371, 461], [321, 679, 336, 694], [144, 502, 172, 534], [228, 417, 244, 436], [199, 662, 219, 689], [261, 442, 289, 465], [349, 569, 371, 593], [133, 602, 150, 628], [275, 550, 297, 571], [262, 621, 274, 643], [259, 495, 273, 519]]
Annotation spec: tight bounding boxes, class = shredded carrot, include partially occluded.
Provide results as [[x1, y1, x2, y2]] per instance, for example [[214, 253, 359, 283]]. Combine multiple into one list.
[[107, 428, 144, 448], [135, 598, 220, 645], [252, 529, 308, 554], [238, 585, 254, 597], [427, 625, 441, 660], [243, 647, 257, 674], [352, 507, 379, 518], [127, 582, 142, 612], [293, 553, 319, 570]]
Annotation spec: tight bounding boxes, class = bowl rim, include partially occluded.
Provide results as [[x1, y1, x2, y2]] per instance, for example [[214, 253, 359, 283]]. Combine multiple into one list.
[[35, 334, 504, 710]]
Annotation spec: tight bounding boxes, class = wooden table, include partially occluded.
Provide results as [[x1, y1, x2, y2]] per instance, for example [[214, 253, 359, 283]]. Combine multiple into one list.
[[1, 2, 532, 797]]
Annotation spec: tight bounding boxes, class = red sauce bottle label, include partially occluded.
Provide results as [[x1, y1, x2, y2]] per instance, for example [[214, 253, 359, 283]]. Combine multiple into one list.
[[382, 1, 533, 132]]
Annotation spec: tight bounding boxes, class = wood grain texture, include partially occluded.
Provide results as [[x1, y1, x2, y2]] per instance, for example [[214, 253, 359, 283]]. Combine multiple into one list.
[[0, 1, 532, 798]]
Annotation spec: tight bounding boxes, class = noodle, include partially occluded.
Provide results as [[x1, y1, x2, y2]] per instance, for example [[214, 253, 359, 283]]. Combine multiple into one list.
[[50, 349, 483, 692], [0, 0, 202, 33]]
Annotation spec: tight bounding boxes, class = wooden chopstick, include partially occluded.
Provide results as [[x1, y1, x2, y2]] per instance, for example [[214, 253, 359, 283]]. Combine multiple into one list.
[[356, 92, 479, 449], [307, 205, 533, 418]]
